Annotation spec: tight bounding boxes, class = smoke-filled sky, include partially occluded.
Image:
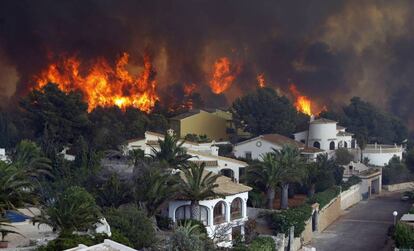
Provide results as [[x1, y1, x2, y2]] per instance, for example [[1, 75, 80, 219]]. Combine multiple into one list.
[[1, 0, 414, 122]]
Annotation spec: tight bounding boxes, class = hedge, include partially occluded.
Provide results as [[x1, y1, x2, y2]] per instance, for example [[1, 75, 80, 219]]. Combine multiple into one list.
[[265, 204, 312, 237], [341, 175, 361, 191], [393, 222, 414, 248], [248, 236, 276, 251], [307, 186, 340, 209]]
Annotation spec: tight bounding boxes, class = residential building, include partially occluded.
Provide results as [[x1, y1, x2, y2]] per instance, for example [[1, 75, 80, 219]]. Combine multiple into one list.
[[343, 161, 382, 198], [168, 171, 252, 247], [233, 133, 324, 161], [293, 116, 357, 152], [125, 130, 248, 182], [362, 143, 404, 166], [170, 109, 229, 140]]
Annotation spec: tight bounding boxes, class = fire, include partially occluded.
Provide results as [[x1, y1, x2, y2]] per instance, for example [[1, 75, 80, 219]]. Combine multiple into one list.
[[257, 73, 265, 88], [33, 52, 158, 112], [183, 83, 197, 109], [209, 57, 240, 94], [289, 84, 312, 116]]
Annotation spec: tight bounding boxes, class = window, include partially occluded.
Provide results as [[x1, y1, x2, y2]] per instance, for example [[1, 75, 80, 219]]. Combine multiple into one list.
[[231, 198, 243, 220], [245, 151, 252, 160], [214, 201, 227, 224], [313, 141, 320, 149], [344, 141, 348, 148], [351, 140, 356, 149], [175, 205, 209, 226], [329, 141, 335, 150]]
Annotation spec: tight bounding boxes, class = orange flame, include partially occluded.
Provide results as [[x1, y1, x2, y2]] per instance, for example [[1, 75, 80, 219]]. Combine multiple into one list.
[[257, 73, 265, 88], [209, 57, 239, 94], [33, 52, 158, 113], [289, 84, 312, 116]]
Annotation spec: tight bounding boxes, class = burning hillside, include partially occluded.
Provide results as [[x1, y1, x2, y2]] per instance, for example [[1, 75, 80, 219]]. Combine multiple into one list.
[[33, 52, 158, 113]]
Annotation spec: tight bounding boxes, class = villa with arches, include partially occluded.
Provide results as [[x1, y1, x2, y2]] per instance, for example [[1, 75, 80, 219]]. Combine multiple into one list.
[[167, 171, 251, 247]]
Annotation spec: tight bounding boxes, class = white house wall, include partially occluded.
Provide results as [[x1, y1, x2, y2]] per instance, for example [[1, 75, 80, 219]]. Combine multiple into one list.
[[362, 151, 403, 166], [233, 138, 282, 160], [168, 192, 249, 243]]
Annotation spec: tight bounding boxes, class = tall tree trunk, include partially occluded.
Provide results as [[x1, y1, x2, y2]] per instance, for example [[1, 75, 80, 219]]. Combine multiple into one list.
[[281, 183, 289, 209], [266, 187, 276, 209], [191, 200, 200, 220], [308, 183, 316, 198]]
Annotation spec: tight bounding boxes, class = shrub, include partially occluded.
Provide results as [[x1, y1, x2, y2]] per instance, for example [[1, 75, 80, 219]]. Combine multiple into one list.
[[341, 175, 361, 191], [34, 186, 101, 235], [156, 215, 173, 230], [335, 148, 354, 165], [104, 205, 156, 249], [248, 236, 275, 251], [265, 204, 312, 237], [177, 219, 208, 235], [167, 221, 214, 251], [307, 186, 340, 209], [393, 222, 414, 248]]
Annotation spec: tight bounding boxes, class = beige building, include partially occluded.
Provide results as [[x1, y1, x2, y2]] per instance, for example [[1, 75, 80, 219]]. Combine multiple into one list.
[[170, 109, 230, 141]]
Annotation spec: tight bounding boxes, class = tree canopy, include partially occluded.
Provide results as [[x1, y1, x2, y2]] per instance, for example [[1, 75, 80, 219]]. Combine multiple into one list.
[[320, 97, 407, 146], [231, 87, 305, 136]]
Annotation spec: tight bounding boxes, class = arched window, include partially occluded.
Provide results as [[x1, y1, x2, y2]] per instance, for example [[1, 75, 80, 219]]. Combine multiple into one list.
[[329, 141, 335, 150], [213, 201, 227, 224], [344, 141, 348, 148], [175, 205, 209, 226], [220, 169, 235, 180], [231, 198, 243, 220], [313, 141, 320, 149]]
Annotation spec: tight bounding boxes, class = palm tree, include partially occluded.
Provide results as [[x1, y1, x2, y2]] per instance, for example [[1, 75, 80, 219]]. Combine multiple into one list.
[[150, 133, 191, 168], [304, 162, 320, 197], [248, 152, 281, 209], [275, 145, 304, 209], [0, 162, 35, 214], [178, 162, 221, 220], [11, 140, 52, 179], [33, 186, 100, 235], [133, 161, 178, 223], [248, 145, 304, 209]]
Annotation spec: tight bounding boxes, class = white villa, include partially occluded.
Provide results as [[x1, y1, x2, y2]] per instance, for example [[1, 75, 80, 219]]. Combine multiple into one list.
[[168, 172, 251, 247], [362, 143, 404, 166], [293, 117, 357, 152], [124, 130, 252, 246], [233, 133, 324, 161], [125, 130, 247, 182]]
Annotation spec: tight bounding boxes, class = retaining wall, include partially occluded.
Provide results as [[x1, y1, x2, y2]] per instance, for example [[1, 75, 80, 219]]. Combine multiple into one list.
[[340, 184, 362, 210], [383, 181, 414, 192]]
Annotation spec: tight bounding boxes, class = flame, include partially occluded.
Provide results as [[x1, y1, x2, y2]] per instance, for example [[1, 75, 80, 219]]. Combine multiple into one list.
[[257, 73, 265, 88], [33, 52, 158, 112], [183, 83, 197, 109], [289, 84, 312, 116], [209, 57, 239, 94]]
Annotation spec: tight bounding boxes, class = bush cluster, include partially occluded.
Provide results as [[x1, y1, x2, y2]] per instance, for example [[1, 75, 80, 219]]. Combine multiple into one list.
[[233, 236, 276, 251], [393, 222, 414, 249], [341, 175, 362, 191], [265, 204, 312, 237]]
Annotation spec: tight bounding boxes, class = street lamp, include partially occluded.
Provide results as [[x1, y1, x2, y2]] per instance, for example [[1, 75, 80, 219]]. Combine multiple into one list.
[[393, 211, 398, 225]]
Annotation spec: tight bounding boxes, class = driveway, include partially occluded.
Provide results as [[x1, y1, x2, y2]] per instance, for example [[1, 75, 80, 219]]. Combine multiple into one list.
[[308, 192, 411, 251]]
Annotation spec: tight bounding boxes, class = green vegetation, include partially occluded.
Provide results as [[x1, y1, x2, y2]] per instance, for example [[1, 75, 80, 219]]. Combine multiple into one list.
[[167, 220, 213, 251], [184, 134, 210, 143], [178, 162, 221, 219], [33, 186, 101, 235], [320, 97, 407, 146], [231, 87, 307, 136], [248, 145, 305, 209], [382, 156, 414, 185], [393, 222, 414, 249], [335, 148, 354, 165], [307, 186, 340, 209], [104, 205, 157, 249], [341, 176, 362, 191], [248, 236, 276, 251], [265, 204, 312, 237]]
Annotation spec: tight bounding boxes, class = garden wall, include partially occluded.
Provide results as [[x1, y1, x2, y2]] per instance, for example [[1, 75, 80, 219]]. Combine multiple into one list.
[[318, 196, 341, 232], [340, 184, 362, 210], [383, 181, 414, 192]]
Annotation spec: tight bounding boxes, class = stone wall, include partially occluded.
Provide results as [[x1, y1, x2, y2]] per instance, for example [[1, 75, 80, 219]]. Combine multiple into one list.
[[318, 196, 341, 232], [340, 184, 362, 210], [383, 181, 414, 192]]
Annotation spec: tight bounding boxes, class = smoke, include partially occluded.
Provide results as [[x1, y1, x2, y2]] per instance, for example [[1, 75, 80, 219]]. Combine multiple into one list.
[[1, 0, 414, 125]]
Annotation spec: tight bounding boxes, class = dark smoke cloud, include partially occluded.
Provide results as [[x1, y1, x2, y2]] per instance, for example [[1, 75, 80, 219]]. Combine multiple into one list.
[[1, 0, 414, 126]]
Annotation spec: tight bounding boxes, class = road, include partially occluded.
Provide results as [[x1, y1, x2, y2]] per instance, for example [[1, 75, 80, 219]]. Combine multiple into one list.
[[308, 192, 411, 251]]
